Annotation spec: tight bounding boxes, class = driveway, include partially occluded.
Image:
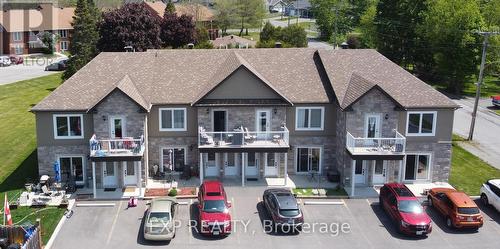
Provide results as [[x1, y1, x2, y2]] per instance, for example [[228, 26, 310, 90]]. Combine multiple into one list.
[[453, 97, 500, 169], [50, 187, 500, 249]]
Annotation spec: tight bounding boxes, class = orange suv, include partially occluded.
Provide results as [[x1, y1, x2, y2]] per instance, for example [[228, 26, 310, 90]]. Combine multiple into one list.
[[427, 188, 483, 229]]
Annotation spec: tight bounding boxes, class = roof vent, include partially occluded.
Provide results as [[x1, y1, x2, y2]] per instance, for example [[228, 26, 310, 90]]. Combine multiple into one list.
[[230, 35, 234, 39], [187, 43, 194, 49], [275, 42, 282, 48], [340, 42, 349, 49]]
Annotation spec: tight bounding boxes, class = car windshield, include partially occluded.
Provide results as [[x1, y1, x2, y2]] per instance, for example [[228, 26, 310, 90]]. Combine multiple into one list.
[[148, 212, 170, 224], [279, 209, 300, 217], [203, 200, 226, 213], [398, 200, 424, 214], [457, 207, 480, 215]]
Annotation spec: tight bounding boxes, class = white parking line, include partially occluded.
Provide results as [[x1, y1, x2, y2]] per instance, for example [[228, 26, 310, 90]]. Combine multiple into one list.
[[106, 201, 122, 245], [76, 203, 115, 207], [188, 199, 193, 244], [231, 197, 241, 244], [303, 200, 345, 205]]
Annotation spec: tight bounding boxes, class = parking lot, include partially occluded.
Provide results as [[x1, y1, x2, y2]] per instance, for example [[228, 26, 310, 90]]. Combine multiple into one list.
[[0, 63, 56, 85], [51, 187, 500, 249]]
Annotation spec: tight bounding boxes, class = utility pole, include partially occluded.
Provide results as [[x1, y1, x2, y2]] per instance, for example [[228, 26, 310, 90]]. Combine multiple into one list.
[[468, 31, 500, 141]]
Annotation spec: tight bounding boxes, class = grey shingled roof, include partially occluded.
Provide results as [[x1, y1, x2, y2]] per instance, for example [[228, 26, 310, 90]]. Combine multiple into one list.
[[32, 48, 457, 112], [317, 49, 458, 109]]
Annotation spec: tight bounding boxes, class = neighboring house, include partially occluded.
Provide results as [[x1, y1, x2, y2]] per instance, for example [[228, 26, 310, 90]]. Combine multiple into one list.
[[0, 3, 74, 55], [285, 0, 312, 18], [267, 0, 288, 13], [31, 48, 458, 198], [211, 35, 257, 48], [144, 1, 215, 27]]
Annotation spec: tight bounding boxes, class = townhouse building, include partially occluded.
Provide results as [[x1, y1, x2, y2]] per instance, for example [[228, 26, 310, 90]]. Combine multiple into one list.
[[31, 48, 458, 198]]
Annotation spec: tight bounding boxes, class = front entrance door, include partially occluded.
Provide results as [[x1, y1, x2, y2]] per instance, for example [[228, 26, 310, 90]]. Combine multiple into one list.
[[354, 160, 366, 184], [365, 114, 381, 138], [213, 111, 227, 132], [224, 153, 238, 176], [123, 161, 137, 186], [245, 152, 259, 176], [204, 153, 219, 177], [103, 162, 118, 187], [110, 116, 125, 138], [256, 109, 271, 139], [264, 153, 278, 176], [372, 160, 387, 184], [60, 156, 85, 186]]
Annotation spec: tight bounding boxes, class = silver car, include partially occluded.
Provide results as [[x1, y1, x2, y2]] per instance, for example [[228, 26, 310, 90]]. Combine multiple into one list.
[[143, 197, 178, 241], [0, 56, 12, 67]]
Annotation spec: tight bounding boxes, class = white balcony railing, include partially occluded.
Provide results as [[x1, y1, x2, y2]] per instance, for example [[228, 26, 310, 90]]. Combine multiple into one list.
[[346, 131, 406, 155], [90, 134, 145, 157], [199, 126, 289, 149]]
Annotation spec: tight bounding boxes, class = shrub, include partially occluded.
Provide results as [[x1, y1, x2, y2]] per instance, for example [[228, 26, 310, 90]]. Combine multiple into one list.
[[168, 188, 178, 197]]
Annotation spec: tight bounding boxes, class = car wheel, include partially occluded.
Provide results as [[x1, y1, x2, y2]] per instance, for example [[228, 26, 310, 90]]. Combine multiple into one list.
[[446, 217, 453, 229], [427, 197, 433, 207], [481, 194, 489, 206]]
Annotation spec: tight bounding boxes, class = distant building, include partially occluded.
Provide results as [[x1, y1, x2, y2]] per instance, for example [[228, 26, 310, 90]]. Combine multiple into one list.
[[286, 0, 312, 18]]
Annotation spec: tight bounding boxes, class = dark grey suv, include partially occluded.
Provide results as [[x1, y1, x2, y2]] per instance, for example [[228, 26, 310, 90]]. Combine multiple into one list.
[[262, 188, 304, 232]]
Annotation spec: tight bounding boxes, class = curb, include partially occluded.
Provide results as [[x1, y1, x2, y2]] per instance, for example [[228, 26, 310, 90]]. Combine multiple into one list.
[[143, 195, 197, 200], [44, 199, 76, 249], [303, 200, 345, 205], [298, 195, 349, 199]]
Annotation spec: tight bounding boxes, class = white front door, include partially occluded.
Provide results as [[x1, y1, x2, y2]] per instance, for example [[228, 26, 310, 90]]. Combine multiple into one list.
[[204, 153, 219, 177], [264, 153, 278, 176], [256, 109, 271, 139], [224, 153, 238, 176], [354, 160, 367, 184], [372, 160, 387, 185], [103, 162, 119, 187], [365, 114, 381, 138], [110, 116, 126, 138], [245, 152, 259, 176], [123, 161, 137, 186]]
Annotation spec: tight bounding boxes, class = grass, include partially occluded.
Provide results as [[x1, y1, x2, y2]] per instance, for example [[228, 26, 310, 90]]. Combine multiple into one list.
[[462, 76, 500, 97], [495, 110, 500, 115], [293, 188, 348, 197], [0, 73, 64, 245], [449, 140, 500, 196]]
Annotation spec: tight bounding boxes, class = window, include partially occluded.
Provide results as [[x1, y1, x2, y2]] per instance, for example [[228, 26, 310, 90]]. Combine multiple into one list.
[[59, 156, 84, 185], [404, 154, 431, 181], [53, 114, 84, 139], [159, 108, 186, 131], [295, 107, 324, 130], [406, 111, 437, 136], [12, 32, 22, 41], [60, 41, 68, 51], [59, 30, 68, 38], [296, 147, 321, 173], [161, 147, 186, 172], [14, 44, 23, 55]]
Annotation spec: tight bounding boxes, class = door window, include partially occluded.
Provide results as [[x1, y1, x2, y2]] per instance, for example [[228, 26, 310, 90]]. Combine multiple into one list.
[[374, 160, 384, 174], [227, 153, 235, 166], [105, 162, 115, 176], [59, 156, 84, 184], [366, 116, 379, 138], [213, 111, 227, 132], [113, 118, 123, 138], [126, 161, 135, 175], [355, 160, 363, 174], [163, 148, 186, 172], [247, 153, 256, 167], [405, 154, 431, 180], [267, 153, 275, 167], [296, 147, 321, 172]]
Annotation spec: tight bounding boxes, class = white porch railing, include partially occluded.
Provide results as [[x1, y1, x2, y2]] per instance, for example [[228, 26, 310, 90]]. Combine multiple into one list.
[[198, 126, 289, 148], [346, 131, 406, 155], [89, 134, 145, 157]]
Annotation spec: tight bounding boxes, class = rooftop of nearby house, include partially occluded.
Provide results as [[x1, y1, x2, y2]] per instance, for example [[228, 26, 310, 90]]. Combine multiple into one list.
[[144, 1, 214, 22], [211, 35, 257, 48], [31, 48, 458, 113], [0, 3, 75, 32]]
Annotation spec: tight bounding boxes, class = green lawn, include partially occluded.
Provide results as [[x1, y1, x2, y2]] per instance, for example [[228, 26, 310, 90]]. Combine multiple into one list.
[[462, 76, 500, 97], [449, 142, 500, 196], [0, 73, 64, 245]]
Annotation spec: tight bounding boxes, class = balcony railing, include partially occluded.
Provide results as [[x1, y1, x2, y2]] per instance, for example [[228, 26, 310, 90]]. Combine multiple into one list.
[[90, 134, 145, 157], [198, 126, 289, 149], [346, 131, 406, 155]]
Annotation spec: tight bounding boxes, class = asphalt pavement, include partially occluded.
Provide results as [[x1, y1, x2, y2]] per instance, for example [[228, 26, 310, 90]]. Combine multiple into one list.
[[0, 63, 56, 85]]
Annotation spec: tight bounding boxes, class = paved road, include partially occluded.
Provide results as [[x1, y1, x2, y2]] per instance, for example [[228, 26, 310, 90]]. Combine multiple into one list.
[[0, 63, 56, 85], [453, 97, 500, 169], [51, 187, 500, 249]]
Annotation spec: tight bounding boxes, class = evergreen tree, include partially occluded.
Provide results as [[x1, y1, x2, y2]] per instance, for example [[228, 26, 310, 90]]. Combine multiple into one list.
[[165, 0, 176, 14], [63, 0, 99, 80]]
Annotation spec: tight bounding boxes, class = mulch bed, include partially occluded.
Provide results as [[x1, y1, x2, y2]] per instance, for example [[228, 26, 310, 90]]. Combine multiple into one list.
[[145, 187, 196, 197]]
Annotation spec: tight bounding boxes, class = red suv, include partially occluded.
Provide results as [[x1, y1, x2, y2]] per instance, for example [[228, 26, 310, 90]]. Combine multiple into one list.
[[197, 180, 232, 235], [379, 183, 432, 236]]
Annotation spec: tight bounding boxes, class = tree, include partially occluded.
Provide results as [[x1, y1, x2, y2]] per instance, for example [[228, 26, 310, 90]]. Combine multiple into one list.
[[194, 27, 214, 49], [310, 0, 353, 44], [420, 0, 484, 94], [347, 0, 370, 27], [358, 0, 377, 48], [257, 24, 307, 48], [98, 3, 162, 52], [214, 0, 237, 35], [481, 0, 500, 76], [161, 11, 196, 48], [374, 0, 428, 69], [235, 0, 266, 36], [260, 22, 276, 42], [165, 0, 176, 14], [39, 32, 59, 54], [63, 0, 100, 80]]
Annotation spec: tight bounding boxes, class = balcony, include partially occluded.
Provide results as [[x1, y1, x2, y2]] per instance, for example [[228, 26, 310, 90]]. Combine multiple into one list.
[[198, 126, 289, 150], [346, 131, 406, 156], [89, 134, 145, 158]]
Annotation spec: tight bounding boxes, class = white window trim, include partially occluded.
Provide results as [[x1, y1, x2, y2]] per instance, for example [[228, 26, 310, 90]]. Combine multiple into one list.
[[57, 155, 86, 185], [60, 41, 68, 51], [59, 30, 68, 38], [160, 146, 188, 173], [159, 107, 187, 131], [295, 106, 325, 131], [12, 32, 22, 41], [53, 114, 84, 139], [294, 146, 323, 174], [405, 111, 437, 136], [403, 153, 432, 182]]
